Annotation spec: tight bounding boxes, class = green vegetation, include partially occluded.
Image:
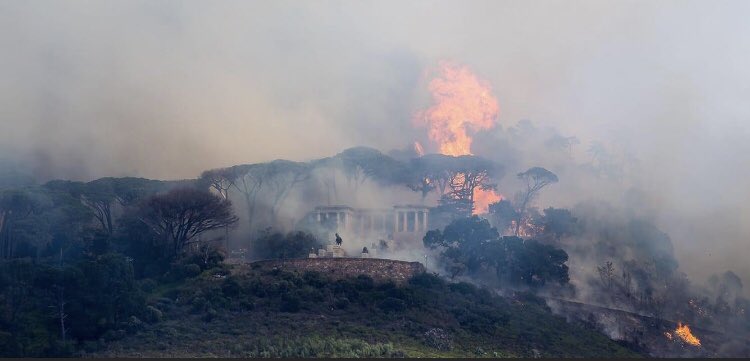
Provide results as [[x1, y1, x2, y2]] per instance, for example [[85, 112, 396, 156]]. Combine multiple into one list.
[[425, 216, 569, 287], [90, 267, 640, 358]]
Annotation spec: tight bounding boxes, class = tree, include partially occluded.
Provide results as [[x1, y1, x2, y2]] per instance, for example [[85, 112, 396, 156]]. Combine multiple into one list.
[[408, 154, 456, 197], [501, 237, 569, 287], [540, 207, 579, 243], [80, 179, 117, 235], [199, 168, 239, 250], [45, 177, 165, 236], [232, 160, 310, 230], [449, 155, 500, 208], [337, 147, 407, 191], [0, 189, 52, 259], [597, 261, 615, 290], [310, 156, 342, 205], [199, 168, 238, 200], [253, 230, 321, 260], [513, 167, 558, 236], [136, 188, 238, 257], [488, 199, 518, 235], [232, 163, 266, 229], [263, 160, 311, 221], [424, 216, 569, 287]]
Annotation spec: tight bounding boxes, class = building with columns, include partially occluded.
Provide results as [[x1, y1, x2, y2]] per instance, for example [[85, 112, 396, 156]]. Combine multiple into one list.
[[310, 204, 430, 249]]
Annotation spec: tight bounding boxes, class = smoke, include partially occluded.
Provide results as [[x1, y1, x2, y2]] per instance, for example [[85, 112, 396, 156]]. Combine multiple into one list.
[[2, 1, 750, 294]]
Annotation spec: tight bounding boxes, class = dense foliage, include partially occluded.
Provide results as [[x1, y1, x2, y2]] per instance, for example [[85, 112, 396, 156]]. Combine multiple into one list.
[[91, 268, 637, 358], [425, 216, 569, 287], [252, 230, 322, 260]]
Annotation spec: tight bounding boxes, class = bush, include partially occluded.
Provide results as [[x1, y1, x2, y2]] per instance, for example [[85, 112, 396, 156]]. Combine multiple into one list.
[[240, 299, 255, 311], [409, 272, 444, 289], [124, 316, 144, 333], [101, 329, 127, 342], [144, 305, 163, 323], [334, 297, 350, 310], [280, 293, 301, 313], [423, 328, 453, 351], [191, 297, 208, 313], [166, 263, 202, 281], [254, 230, 322, 260], [302, 271, 326, 287], [139, 278, 157, 293], [182, 245, 225, 270], [203, 308, 218, 322], [183, 264, 202, 278], [378, 297, 406, 313], [354, 275, 374, 291], [222, 277, 242, 297]]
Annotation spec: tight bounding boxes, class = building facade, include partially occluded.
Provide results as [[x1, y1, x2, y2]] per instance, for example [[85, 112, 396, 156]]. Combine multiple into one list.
[[310, 204, 430, 249]]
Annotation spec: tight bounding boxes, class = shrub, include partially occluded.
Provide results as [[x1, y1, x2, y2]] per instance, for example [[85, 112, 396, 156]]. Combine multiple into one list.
[[191, 297, 208, 313], [302, 271, 326, 287], [222, 277, 242, 297], [144, 305, 163, 323], [334, 297, 350, 310], [423, 328, 453, 351], [448, 282, 477, 295], [139, 278, 157, 293], [280, 293, 301, 313], [240, 299, 255, 311], [354, 275, 374, 291], [409, 272, 444, 289], [378, 297, 406, 313], [166, 263, 202, 281], [182, 264, 202, 278], [203, 308, 218, 322], [124, 316, 144, 333]]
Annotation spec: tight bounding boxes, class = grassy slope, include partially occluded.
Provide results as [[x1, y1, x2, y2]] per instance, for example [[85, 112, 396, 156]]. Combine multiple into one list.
[[93, 264, 641, 358]]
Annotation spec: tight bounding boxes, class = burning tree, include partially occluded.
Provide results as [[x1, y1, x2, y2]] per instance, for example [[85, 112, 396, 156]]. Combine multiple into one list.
[[449, 155, 500, 208], [408, 154, 501, 218], [406, 154, 454, 200], [413, 61, 504, 214]]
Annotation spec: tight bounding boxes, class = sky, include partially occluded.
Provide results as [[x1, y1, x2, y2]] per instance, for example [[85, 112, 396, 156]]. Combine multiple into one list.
[[1, 0, 749, 284]]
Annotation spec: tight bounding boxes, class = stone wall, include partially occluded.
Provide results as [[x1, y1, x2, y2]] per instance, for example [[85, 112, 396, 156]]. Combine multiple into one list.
[[249, 258, 425, 285]]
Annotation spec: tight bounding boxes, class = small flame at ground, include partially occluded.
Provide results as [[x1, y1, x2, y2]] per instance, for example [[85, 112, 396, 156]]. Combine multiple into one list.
[[674, 322, 701, 347]]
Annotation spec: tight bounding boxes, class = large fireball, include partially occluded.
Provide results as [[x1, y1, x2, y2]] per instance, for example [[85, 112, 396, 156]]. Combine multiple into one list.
[[414, 61, 502, 214]]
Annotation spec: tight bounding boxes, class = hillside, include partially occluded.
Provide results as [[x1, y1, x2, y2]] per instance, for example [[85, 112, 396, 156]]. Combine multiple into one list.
[[89, 262, 641, 358]]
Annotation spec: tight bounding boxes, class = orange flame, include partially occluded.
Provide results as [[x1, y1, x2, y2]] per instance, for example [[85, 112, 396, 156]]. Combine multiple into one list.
[[414, 61, 502, 214], [415, 61, 499, 157], [474, 188, 502, 215], [675, 322, 701, 347]]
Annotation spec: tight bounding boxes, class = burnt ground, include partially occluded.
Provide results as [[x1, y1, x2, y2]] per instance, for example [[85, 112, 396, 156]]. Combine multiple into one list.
[[545, 297, 750, 357]]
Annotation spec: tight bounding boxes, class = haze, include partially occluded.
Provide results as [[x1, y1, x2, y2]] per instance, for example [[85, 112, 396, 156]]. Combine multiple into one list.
[[1, 0, 749, 289]]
